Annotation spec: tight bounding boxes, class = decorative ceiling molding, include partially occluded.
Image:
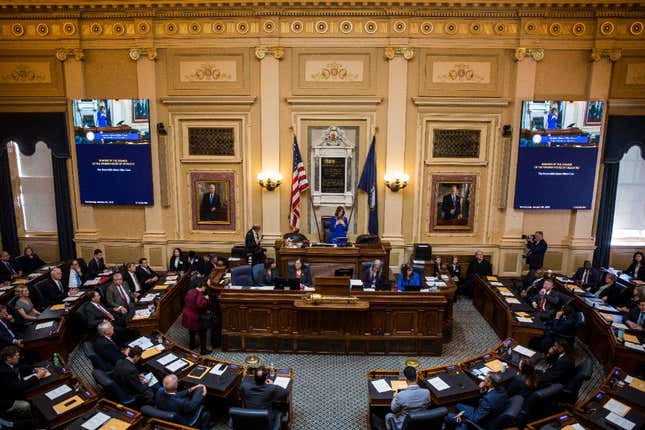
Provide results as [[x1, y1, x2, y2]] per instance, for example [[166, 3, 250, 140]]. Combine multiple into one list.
[[128, 47, 158, 61], [55, 48, 84, 62], [285, 96, 383, 105], [160, 96, 257, 105], [412, 97, 511, 107], [254, 46, 284, 60], [384, 47, 414, 61], [590, 48, 623, 62], [513, 47, 544, 62]]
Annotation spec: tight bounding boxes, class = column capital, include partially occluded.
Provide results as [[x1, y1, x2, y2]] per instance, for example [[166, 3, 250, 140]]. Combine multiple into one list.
[[513, 47, 544, 62], [129, 47, 158, 61], [255, 47, 284, 60], [55, 48, 84, 62], [384, 46, 414, 61], [590, 48, 622, 63]]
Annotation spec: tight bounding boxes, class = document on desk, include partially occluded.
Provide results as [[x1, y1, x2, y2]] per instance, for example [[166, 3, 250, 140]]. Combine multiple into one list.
[[628, 377, 645, 392], [210, 363, 228, 376], [512, 345, 536, 357], [0, 285, 13, 291], [35, 321, 55, 330], [83, 278, 101, 287], [350, 279, 363, 287], [613, 323, 629, 331], [490, 281, 504, 287], [80, 411, 111, 430], [274, 376, 291, 389], [166, 359, 188, 373], [605, 412, 635, 430], [499, 290, 515, 297], [562, 423, 586, 430], [166, 275, 178, 281], [163, 280, 176, 285], [145, 372, 158, 387], [139, 293, 157, 304], [63, 295, 81, 302], [624, 342, 645, 352], [45, 384, 72, 400], [516, 316, 534, 323], [505, 297, 521, 304], [371, 379, 391, 393], [427, 376, 450, 391], [603, 398, 631, 417], [129, 336, 154, 350], [157, 353, 178, 366], [363, 288, 375, 292]]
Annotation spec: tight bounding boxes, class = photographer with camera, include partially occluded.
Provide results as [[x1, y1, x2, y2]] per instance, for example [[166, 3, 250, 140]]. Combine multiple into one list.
[[523, 231, 547, 285]]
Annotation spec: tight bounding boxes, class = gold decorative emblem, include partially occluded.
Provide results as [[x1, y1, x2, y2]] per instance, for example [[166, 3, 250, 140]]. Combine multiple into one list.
[[165, 22, 178, 35], [630, 21, 643, 36], [184, 63, 232, 81], [236, 21, 249, 34], [55, 48, 84, 62], [309, 62, 359, 81], [384, 46, 414, 61], [524, 21, 538, 34], [129, 47, 158, 61], [445, 22, 458, 35], [136, 21, 151, 35], [548, 23, 562, 36], [212, 21, 225, 33], [254, 46, 284, 60], [189, 22, 202, 34], [437, 63, 485, 82], [113, 22, 125, 36], [420, 21, 434, 35], [11, 23, 25, 37], [494, 22, 506, 35], [291, 20, 303, 33], [89, 22, 103, 35], [36, 23, 49, 36], [62, 22, 76, 36], [393, 20, 407, 33], [599, 21, 615, 36], [315, 20, 329, 33], [263, 20, 276, 33], [364, 20, 378, 34], [572, 22, 586, 36], [514, 48, 545, 62], [469, 23, 482, 34], [340, 20, 353, 34], [590, 48, 622, 63], [2, 65, 46, 83]]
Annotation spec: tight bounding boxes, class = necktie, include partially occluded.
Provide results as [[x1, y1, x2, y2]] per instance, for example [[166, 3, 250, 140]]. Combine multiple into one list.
[[130, 273, 140, 292], [0, 320, 16, 339], [638, 312, 645, 327], [4, 262, 15, 275], [582, 270, 588, 285], [210, 193, 213, 204], [540, 294, 547, 311], [118, 285, 129, 304], [55, 280, 63, 293], [94, 303, 114, 321]]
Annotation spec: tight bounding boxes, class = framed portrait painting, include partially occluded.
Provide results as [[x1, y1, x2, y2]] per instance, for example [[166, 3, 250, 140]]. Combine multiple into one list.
[[430, 174, 477, 233], [131, 99, 149, 123], [190, 171, 236, 231], [584, 101, 603, 125]]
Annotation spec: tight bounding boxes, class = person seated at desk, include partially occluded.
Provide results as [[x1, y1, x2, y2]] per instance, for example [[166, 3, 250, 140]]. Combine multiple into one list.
[[245, 224, 266, 264], [240, 366, 289, 428], [106, 273, 137, 321], [94, 320, 127, 368], [155, 374, 210, 430], [507, 358, 537, 398], [87, 248, 106, 280], [596, 273, 631, 308], [330, 206, 349, 245], [15, 246, 45, 275], [397, 264, 420, 292], [113, 345, 156, 405], [197, 254, 214, 277], [432, 256, 442, 275], [616, 285, 645, 314], [464, 250, 493, 297], [68, 259, 85, 290], [168, 248, 189, 274], [445, 372, 508, 430], [624, 251, 645, 282], [283, 229, 309, 248], [136, 258, 159, 288], [80, 291, 132, 344], [0, 251, 20, 284], [0, 305, 23, 349], [39, 268, 78, 308], [288, 258, 312, 289], [13, 286, 40, 323], [536, 338, 575, 388], [624, 298, 645, 332], [520, 269, 546, 299], [448, 256, 462, 284], [123, 263, 144, 295], [572, 260, 600, 292], [361, 259, 387, 290], [186, 251, 200, 272], [0, 345, 49, 424], [530, 304, 577, 352], [253, 258, 280, 286], [530, 278, 563, 321], [385, 366, 430, 430]]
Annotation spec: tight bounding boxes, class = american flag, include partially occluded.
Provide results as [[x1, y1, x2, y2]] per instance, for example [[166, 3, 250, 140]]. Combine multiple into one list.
[[289, 136, 309, 229]]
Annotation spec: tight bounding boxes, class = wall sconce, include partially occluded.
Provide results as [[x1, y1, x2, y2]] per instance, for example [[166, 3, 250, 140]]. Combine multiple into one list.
[[257, 171, 283, 191], [384, 172, 410, 192]]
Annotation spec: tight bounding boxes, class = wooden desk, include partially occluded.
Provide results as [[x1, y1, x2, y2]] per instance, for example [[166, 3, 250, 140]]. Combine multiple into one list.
[[215, 287, 448, 355], [366, 369, 409, 429], [418, 364, 480, 406], [241, 367, 294, 430], [25, 358, 73, 397], [22, 317, 70, 361], [30, 377, 98, 429], [473, 275, 544, 346], [144, 418, 198, 430], [64, 399, 143, 430], [602, 367, 645, 408], [526, 410, 594, 430], [180, 356, 244, 399], [576, 390, 644, 430], [274, 240, 391, 278]]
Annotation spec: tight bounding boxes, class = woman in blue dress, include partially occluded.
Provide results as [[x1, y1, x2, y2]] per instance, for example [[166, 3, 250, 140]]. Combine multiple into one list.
[[397, 263, 421, 291], [330, 206, 348, 244]]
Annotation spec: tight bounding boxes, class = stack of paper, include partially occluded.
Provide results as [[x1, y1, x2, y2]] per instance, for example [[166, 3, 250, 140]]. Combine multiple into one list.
[[624, 342, 644, 352], [83, 278, 101, 287], [505, 297, 521, 304], [490, 281, 504, 287], [166, 359, 188, 372], [139, 293, 157, 304], [350, 280, 363, 287], [371, 379, 391, 393], [35, 321, 55, 330], [80, 412, 111, 430], [45, 384, 72, 401], [274, 376, 291, 389], [512, 345, 536, 357], [605, 413, 635, 430], [129, 336, 154, 350], [427, 376, 450, 391], [210, 363, 228, 376]]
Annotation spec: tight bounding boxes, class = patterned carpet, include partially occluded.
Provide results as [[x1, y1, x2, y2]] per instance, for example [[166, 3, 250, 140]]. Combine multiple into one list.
[[69, 298, 605, 430]]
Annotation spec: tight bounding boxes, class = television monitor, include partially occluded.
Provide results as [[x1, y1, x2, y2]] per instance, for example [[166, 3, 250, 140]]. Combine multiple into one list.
[[514, 100, 603, 210], [72, 99, 154, 205]]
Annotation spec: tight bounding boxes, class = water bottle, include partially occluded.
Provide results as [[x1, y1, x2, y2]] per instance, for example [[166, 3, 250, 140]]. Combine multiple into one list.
[[616, 330, 624, 343], [269, 362, 275, 379], [53, 353, 61, 370]]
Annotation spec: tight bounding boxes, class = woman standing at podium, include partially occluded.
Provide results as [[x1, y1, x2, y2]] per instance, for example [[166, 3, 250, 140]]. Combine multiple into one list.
[[330, 206, 348, 245]]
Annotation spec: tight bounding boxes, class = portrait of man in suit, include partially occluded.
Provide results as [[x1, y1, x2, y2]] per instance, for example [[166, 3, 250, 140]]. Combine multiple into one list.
[[431, 175, 476, 232], [194, 178, 231, 226]]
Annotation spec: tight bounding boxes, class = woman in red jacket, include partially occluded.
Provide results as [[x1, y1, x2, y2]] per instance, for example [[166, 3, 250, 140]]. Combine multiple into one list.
[[182, 282, 212, 354]]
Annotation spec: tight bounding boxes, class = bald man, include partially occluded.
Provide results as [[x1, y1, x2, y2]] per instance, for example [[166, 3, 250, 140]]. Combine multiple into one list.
[[38, 268, 77, 308], [155, 374, 210, 430], [463, 251, 493, 298]]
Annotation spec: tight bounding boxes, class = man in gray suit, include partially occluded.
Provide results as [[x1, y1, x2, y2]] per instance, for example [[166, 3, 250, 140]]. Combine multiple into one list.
[[106, 273, 136, 321], [385, 366, 431, 430]]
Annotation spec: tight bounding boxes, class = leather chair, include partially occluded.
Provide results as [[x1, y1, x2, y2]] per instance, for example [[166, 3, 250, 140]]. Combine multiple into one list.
[[401, 407, 448, 430], [229, 407, 281, 430], [231, 265, 254, 287], [92, 369, 135, 406], [82, 341, 112, 373], [411, 263, 425, 281], [561, 359, 592, 404], [141, 405, 177, 422], [523, 383, 563, 422], [466, 395, 524, 430]]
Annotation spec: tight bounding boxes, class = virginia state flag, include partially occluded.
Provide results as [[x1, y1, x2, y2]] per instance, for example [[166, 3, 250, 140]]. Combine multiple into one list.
[[357, 135, 378, 235]]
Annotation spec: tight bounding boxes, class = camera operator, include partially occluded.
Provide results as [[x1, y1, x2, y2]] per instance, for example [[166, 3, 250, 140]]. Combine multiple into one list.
[[523, 231, 547, 284]]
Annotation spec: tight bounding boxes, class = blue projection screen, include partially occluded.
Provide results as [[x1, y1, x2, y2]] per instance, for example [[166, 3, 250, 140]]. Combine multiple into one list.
[[514, 101, 603, 210], [73, 99, 154, 205]]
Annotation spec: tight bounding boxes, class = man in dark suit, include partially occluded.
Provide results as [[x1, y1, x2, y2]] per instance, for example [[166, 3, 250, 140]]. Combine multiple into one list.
[[94, 320, 126, 367], [530, 278, 563, 321], [245, 224, 266, 264], [0, 345, 49, 422], [361, 260, 387, 290], [240, 366, 289, 428], [445, 372, 509, 430], [15, 247, 45, 275], [197, 254, 214, 277], [136, 258, 159, 288], [38, 267, 76, 307], [124, 263, 144, 295], [464, 250, 493, 298], [624, 299, 645, 332], [0, 251, 20, 283], [441, 185, 462, 220], [0, 305, 23, 349], [87, 249, 106, 279], [526, 231, 548, 273], [113, 346, 156, 405], [200, 183, 221, 221], [155, 374, 210, 430], [572, 260, 600, 292], [537, 339, 575, 387]]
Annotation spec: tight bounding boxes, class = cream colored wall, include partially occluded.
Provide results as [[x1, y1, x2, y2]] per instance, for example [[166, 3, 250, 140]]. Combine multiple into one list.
[[0, 4, 644, 271]]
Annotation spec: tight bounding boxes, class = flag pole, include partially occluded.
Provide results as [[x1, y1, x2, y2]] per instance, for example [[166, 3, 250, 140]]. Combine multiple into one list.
[[348, 126, 378, 229], [290, 126, 323, 242]]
